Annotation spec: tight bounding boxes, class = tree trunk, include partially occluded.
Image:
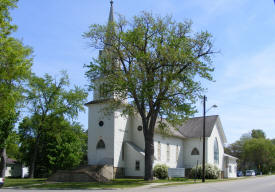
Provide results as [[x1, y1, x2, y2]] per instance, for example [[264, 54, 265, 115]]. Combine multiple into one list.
[[29, 134, 40, 178], [0, 148, 7, 178], [143, 110, 159, 181], [144, 134, 154, 180]]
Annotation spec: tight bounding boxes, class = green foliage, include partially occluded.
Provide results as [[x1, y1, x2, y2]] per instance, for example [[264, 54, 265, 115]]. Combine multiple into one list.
[[0, 0, 32, 115], [153, 164, 169, 179], [19, 115, 87, 177], [26, 72, 87, 119], [0, 0, 32, 177], [251, 129, 266, 139], [0, 0, 18, 37], [224, 133, 251, 170], [0, 112, 18, 149], [84, 12, 215, 125], [243, 138, 275, 174], [6, 131, 20, 159], [23, 72, 87, 177], [189, 164, 220, 179], [226, 130, 275, 174]]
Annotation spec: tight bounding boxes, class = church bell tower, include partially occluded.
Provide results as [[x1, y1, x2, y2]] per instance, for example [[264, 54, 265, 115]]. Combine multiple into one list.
[[86, 0, 117, 166]]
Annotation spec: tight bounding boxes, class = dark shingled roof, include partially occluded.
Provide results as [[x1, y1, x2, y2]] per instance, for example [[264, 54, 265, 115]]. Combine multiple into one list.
[[155, 119, 186, 139], [177, 115, 219, 138]]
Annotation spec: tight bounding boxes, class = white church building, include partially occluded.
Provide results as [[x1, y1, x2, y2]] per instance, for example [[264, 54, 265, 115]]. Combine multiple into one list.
[[85, 1, 237, 179]]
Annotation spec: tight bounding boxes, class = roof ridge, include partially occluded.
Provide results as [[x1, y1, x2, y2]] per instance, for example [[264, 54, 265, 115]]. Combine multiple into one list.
[[190, 115, 219, 119]]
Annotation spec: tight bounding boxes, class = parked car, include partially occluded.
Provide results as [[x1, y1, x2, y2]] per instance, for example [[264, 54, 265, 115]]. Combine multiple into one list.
[[237, 171, 243, 177], [245, 170, 256, 176], [0, 177, 4, 188]]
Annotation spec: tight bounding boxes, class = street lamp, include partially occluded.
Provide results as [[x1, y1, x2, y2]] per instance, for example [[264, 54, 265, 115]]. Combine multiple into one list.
[[202, 96, 217, 183]]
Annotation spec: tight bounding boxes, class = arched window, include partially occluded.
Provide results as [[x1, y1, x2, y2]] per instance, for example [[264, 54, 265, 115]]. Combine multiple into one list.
[[96, 139, 106, 149], [214, 138, 219, 164], [191, 148, 199, 155]]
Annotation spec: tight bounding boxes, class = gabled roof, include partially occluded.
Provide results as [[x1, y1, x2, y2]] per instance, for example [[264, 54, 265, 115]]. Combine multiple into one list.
[[155, 119, 186, 139], [125, 141, 145, 156], [176, 115, 227, 144], [224, 153, 238, 160], [84, 98, 112, 106], [177, 115, 219, 138]]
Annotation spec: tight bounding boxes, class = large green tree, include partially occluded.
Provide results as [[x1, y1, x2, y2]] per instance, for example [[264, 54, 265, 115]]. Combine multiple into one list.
[[0, 0, 32, 177], [19, 115, 87, 177], [6, 131, 21, 160], [24, 72, 87, 178], [226, 130, 275, 173], [84, 12, 216, 180], [243, 138, 275, 174], [224, 133, 252, 170], [251, 129, 266, 139]]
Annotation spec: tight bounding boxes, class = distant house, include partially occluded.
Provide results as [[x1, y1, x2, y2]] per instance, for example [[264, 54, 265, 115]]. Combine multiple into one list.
[[5, 158, 29, 178], [85, 1, 237, 179]]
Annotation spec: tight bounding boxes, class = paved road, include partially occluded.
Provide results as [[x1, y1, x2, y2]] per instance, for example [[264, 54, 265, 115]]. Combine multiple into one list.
[[2, 175, 275, 192]]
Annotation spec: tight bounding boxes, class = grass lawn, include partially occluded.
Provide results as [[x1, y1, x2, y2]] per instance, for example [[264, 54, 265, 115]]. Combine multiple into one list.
[[4, 178, 47, 188], [3, 178, 191, 189], [4, 178, 147, 189], [4, 176, 266, 189]]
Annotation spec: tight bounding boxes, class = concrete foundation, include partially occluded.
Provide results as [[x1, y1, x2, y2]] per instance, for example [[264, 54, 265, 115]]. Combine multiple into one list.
[[48, 165, 113, 182]]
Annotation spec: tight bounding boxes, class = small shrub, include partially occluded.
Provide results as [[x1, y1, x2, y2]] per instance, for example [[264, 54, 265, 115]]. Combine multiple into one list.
[[189, 164, 220, 179], [153, 164, 169, 179]]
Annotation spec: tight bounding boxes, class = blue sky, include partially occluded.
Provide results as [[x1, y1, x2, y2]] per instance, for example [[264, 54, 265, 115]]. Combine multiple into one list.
[[11, 0, 275, 143]]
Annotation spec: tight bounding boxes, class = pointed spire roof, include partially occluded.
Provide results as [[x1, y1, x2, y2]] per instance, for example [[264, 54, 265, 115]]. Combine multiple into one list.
[[105, 0, 115, 48], [108, 0, 114, 24]]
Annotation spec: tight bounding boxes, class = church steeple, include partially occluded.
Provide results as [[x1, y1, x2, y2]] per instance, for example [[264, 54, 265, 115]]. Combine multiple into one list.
[[94, 1, 116, 101], [105, 0, 115, 48], [108, 0, 114, 25]]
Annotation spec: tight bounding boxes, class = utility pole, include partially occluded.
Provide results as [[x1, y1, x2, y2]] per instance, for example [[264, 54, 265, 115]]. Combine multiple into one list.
[[202, 95, 206, 183]]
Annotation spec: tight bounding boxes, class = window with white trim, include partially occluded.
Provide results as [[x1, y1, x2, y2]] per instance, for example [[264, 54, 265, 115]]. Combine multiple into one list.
[[214, 138, 219, 164], [191, 148, 199, 155], [135, 160, 140, 170], [96, 139, 106, 149]]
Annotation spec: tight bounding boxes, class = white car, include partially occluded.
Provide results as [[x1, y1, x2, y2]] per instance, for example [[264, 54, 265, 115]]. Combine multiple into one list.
[[0, 177, 4, 188], [245, 170, 256, 176]]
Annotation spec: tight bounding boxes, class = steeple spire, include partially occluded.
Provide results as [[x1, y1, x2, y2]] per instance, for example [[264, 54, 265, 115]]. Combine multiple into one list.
[[108, 0, 114, 25], [105, 0, 115, 49]]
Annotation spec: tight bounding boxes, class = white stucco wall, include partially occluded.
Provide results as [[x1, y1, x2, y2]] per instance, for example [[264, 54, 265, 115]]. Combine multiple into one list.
[[153, 134, 184, 168], [130, 116, 145, 150], [207, 124, 225, 170], [224, 157, 237, 178], [5, 166, 12, 177], [87, 102, 230, 178], [113, 110, 131, 168], [87, 103, 115, 165], [125, 143, 145, 177], [182, 138, 204, 168]]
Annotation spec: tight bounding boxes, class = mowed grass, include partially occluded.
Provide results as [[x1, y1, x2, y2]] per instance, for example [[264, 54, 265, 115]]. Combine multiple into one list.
[[4, 177, 251, 189], [4, 178, 148, 189], [4, 178, 47, 187], [4, 177, 192, 189]]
